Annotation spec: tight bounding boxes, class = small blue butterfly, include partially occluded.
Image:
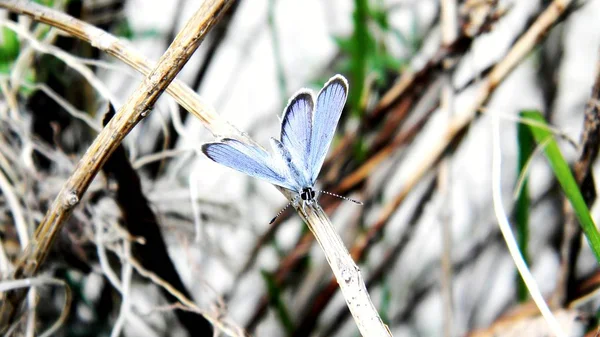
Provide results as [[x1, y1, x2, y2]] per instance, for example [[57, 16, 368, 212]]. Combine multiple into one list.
[[202, 75, 361, 222]]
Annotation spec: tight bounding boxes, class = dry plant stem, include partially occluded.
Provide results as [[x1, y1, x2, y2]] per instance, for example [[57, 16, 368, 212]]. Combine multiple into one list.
[[132, 148, 192, 169], [0, 0, 240, 138], [110, 239, 132, 337], [25, 288, 35, 337], [0, 77, 20, 121], [121, 255, 247, 337], [0, 276, 72, 337], [0, 134, 21, 184], [94, 218, 123, 294], [0, 146, 29, 249], [22, 82, 101, 132], [300, 204, 392, 337], [1, 0, 233, 326], [0, 240, 11, 276]]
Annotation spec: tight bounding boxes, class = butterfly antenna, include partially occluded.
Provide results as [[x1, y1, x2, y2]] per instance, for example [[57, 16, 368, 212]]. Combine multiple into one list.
[[270, 201, 293, 224], [318, 190, 363, 205]]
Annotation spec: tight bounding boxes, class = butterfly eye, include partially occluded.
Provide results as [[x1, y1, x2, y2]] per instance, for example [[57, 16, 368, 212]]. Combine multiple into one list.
[[300, 188, 316, 201], [300, 190, 309, 201]]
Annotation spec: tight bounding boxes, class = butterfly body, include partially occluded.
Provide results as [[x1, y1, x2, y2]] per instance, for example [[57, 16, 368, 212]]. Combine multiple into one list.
[[202, 75, 354, 217]]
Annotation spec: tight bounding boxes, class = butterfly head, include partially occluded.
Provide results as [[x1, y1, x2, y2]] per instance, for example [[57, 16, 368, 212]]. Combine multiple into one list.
[[300, 187, 316, 204]]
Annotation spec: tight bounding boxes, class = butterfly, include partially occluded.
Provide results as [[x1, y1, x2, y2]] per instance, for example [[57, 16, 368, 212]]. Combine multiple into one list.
[[202, 74, 361, 223]]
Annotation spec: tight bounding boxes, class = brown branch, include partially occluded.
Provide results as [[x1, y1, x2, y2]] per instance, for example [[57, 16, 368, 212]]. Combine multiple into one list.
[[0, 0, 233, 329]]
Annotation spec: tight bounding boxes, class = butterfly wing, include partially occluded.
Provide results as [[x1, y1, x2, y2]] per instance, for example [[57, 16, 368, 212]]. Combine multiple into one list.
[[279, 91, 314, 186], [308, 75, 349, 185], [202, 138, 300, 191]]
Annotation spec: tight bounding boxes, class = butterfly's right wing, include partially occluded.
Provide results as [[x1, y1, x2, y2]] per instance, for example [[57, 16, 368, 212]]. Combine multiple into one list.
[[279, 91, 314, 186], [202, 138, 299, 191], [308, 75, 349, 185]]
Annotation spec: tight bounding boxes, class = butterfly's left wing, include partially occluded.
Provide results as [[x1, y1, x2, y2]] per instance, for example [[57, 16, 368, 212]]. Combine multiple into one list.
[[308, 75, 349, 185], [202, 138, 301, 191]]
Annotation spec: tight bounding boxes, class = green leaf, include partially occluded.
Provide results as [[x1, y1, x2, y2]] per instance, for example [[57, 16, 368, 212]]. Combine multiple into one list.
[[114, 20, 134, 39], [515, 114, 534, 301], [0, 27, 20, 72], [33, 0, 56, 7], [348, 0, 371, 116], [369, 8, 389, 30], [522, 110, 600, 263]]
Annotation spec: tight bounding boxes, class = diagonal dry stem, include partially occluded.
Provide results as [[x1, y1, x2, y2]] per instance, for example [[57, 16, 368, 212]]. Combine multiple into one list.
[[299, 204, 392, 337]]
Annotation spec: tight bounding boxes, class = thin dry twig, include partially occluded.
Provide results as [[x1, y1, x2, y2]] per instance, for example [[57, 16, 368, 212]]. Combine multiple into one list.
[[25, 288, 35, 337], [92, 212, 123, 294], [0, 158, 29, 249], [132, 148, 193, 169], [0, 276, 72, 337], [110, 239, 133, 337], [0, 77, 20, 121], [120, 254, 247, 337], [20, 82, 101, 132]]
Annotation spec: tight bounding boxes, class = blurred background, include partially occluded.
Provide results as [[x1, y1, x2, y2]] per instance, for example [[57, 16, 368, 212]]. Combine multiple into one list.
[[1, 0, 600, 336]]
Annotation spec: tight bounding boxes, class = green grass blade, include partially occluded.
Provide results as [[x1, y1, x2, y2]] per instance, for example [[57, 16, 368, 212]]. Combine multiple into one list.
[[521, 110, 600, 263], [515, 115, 533, 301]]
